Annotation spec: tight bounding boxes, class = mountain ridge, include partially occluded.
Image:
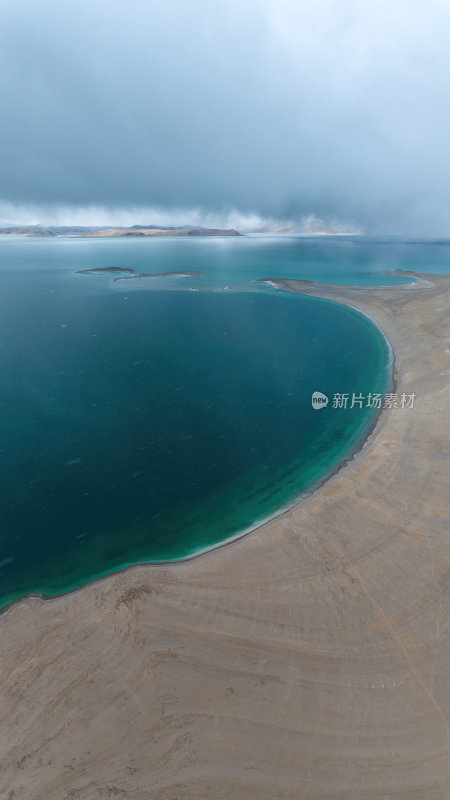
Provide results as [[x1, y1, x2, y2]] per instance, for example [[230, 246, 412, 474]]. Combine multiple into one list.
[[0, 225, 242, 237]]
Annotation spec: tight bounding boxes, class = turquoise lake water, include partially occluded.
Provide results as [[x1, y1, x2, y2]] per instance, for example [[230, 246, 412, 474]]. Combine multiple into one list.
[[1, 234, 448, 608], [3, 233, 450, 291]]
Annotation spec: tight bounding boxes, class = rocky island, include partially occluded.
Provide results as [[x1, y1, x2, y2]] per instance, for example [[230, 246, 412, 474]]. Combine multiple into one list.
[[75, 267, 202, 282]]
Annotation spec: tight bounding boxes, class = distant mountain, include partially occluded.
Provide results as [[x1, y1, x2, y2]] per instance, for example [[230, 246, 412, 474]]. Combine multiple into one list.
[[0, 225, 242, 237]]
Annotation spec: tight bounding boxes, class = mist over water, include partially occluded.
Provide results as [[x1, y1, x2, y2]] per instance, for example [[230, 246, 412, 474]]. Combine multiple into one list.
[[2, 234, 450, 290]]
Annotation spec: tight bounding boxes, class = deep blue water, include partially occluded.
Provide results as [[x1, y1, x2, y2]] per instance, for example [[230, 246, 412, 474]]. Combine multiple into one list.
[[1, 233, 446, 608]]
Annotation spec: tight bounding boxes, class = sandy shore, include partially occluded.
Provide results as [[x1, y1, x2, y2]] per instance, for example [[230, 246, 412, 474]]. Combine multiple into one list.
[[1, 273, 450, 799]]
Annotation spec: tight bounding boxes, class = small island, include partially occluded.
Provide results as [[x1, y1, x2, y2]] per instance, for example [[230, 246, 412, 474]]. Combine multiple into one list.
[[75, 267, 202, 282]]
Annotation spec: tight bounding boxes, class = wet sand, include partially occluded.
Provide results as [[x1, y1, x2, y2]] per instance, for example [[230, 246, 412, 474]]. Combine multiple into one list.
[[1, 273, 450, 800]]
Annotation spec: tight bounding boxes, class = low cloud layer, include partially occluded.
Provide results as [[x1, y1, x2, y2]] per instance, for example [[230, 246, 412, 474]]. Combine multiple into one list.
[[1, 0, 450, 234]]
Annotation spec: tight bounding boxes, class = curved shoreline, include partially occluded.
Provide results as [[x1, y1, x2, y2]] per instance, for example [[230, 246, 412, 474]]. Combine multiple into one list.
[[2, 272, 450, 800], [0, 291, 393, 615]]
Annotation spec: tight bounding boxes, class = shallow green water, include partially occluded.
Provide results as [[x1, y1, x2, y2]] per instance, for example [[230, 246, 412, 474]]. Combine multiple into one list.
[[0, 268, 390, 608]]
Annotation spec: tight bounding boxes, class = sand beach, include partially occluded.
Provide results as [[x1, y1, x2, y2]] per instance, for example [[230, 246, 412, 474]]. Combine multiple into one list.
[[1, 273, 449, 800]]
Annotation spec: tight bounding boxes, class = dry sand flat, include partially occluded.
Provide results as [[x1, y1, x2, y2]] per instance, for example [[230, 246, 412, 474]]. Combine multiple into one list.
[[1, 274, 450, 800]]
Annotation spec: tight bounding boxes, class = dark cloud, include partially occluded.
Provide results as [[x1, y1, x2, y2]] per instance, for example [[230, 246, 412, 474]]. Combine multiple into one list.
[[1, 0, 450, 233]]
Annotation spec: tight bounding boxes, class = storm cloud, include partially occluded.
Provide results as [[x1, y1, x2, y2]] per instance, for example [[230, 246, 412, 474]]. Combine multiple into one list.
[[1, 0, 450, 233]]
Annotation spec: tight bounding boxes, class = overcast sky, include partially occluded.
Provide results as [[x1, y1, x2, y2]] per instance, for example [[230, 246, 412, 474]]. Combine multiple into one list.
[[1, 0, 450, 233]]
